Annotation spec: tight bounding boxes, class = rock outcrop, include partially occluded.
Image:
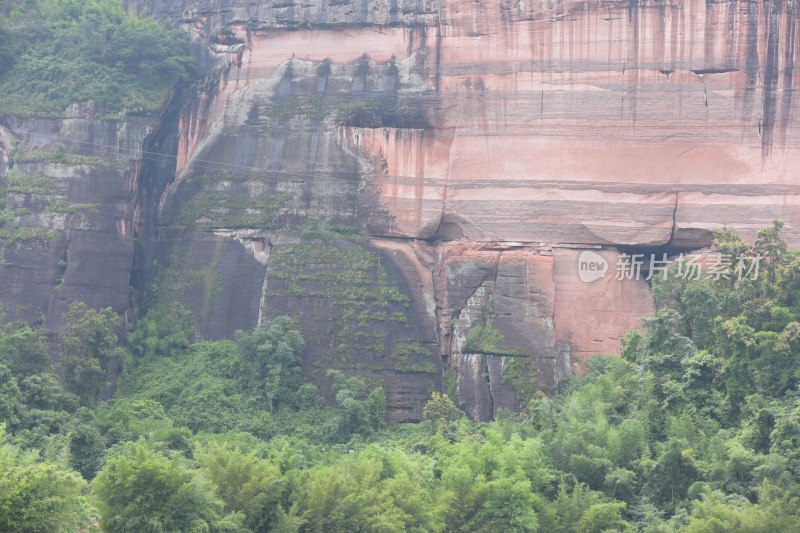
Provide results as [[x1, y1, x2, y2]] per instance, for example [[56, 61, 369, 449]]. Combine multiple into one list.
[[0, 104, 159, 345], [2, 0, 799, 420]]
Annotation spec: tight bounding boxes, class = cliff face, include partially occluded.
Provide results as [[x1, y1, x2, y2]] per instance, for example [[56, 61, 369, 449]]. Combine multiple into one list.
[[2, 0, 799, 421], [0, 104, 158, 346]]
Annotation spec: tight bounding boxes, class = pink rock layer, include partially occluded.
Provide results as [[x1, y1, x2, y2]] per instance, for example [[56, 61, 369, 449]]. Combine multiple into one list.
[[166, 0, 800, 418]]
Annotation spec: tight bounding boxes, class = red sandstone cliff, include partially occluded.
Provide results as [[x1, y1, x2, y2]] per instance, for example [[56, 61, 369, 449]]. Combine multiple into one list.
[[161, 0, 799, 419], [2, 0, 799, 420]]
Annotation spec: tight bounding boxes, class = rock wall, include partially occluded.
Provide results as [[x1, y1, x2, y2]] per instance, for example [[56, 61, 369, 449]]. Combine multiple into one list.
[[0, 104, 158, 349], [3, 0, 799, 421]]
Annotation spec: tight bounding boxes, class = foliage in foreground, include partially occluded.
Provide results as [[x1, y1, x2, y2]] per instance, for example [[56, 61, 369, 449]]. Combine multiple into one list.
[[0, 222, 799, 531]]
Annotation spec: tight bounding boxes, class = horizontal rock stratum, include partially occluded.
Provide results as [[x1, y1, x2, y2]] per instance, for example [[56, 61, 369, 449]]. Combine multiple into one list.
[[2, 0, 799, 420]]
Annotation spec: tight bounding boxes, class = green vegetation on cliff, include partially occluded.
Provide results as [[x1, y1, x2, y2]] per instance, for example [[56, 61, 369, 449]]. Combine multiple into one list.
[[1, 222, 800, 531], [266, 238, 434, 374], [0, 0, 196, 116]]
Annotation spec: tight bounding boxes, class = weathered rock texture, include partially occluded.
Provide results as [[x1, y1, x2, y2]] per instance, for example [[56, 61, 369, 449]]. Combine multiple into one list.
[[3, 0, 800, 420], [0, 104, 157, 346]]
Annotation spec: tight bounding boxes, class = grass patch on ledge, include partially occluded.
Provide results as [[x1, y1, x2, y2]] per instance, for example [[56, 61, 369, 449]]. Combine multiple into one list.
[[10, 150, 124, 170]]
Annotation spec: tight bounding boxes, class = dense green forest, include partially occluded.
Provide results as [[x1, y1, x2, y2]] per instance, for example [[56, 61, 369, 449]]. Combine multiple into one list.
[[0, 0, 195, 115], [1, 223, 800, 531]]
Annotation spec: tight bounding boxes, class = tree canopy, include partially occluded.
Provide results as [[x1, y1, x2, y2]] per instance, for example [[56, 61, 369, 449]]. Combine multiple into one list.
[[0, 0, 197, 115], [0, 223, 800, 531]]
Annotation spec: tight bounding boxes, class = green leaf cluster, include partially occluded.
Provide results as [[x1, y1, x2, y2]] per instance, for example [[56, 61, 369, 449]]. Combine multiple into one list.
[[0, 0, 197, 116]]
